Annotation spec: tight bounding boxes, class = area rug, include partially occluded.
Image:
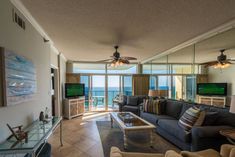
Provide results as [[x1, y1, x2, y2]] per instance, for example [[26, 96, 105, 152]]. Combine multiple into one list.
[[96, 121, 180, 157]]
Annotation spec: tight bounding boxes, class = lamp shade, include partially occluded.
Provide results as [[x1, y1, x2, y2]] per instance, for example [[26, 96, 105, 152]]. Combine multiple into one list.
[[148, 90, 158, 97], [230, 95, 235, 114]]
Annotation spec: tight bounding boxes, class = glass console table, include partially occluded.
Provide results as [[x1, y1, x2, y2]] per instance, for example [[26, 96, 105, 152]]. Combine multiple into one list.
[[0, 116, 63, 157]]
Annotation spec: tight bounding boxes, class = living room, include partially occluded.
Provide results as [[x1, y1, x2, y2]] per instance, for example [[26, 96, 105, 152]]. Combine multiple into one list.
[[0, 0, 235, 157]]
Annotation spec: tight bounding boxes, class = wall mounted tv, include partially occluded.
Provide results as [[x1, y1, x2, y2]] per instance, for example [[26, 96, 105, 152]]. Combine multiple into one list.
[[65, 83, 85, 98], [197, 83, 227, 96]]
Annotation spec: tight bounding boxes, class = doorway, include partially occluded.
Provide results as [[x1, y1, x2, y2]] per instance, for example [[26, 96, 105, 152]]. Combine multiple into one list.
[[51, 67, 60, 116]]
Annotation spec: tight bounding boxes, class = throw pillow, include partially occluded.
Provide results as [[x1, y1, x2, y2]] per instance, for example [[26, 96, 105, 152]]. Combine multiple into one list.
[[178, 106, 201, 132], [152, 99, 161, 114], [143, 99, 149, 112], [194, 111, 206, 126], [143, 98, 162, 115], [126, 96, 138, 106], [202, 112, 219, 126]]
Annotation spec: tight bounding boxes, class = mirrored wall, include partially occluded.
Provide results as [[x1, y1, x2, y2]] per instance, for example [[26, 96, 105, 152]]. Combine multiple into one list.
[[143, 27, 235, 103]]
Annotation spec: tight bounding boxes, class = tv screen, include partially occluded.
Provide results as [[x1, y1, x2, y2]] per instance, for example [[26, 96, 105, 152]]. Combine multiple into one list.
[[197, 83, 227, 96], [65, 83, 85, 98]]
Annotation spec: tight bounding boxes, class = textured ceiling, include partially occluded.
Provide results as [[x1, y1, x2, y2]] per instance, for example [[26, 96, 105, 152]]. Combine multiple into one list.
[[21, 0, 235, 62]]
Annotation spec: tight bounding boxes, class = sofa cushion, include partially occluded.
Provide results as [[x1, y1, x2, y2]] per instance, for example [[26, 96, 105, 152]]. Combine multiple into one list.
[[202, 112, 219, 126], [127, 96, 138, 106], [178, 106, 201, 132], [123, 105, 139, 113], [158, 119, 191, 143], [209, 107, 235, 127], [140, 111, 175, 125], [194, 111, 206, 126], [165, 100, 183, 119], [137, 95, 148, 104]]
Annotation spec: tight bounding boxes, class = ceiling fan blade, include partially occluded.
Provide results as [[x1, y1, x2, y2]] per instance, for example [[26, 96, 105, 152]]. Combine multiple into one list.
[[95, 59, 113, 62], [120, 56, 137, 60], [228, 59, 235, 62], [199, 61, 218, 65], [199, 61, 218, 67], [119, 59, 130, 64]]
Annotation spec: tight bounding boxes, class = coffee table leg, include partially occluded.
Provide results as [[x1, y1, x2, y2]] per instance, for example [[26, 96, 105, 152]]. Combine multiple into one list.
[[124, 131, 128, 149], [150, 129, 154, 148]]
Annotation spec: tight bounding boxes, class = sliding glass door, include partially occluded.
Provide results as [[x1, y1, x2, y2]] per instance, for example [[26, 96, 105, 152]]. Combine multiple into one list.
[[80, 75, 90, 111], [80, 74, 133, 112], [123, 76, 132, 96], [91, 75, 106, 111], [107, 75, 121, 110]]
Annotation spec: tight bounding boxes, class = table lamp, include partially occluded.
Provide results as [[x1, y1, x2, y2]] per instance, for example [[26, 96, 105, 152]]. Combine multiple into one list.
[[230, 95, 235, 114], [148, 90, 159, 97]]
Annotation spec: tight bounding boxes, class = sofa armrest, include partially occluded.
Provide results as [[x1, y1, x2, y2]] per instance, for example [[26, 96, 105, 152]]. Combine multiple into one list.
[[191, 126, 234, 151], [117, 102, 126, 112], [192, 126, 233, 138], [139, 102, 144, 110]]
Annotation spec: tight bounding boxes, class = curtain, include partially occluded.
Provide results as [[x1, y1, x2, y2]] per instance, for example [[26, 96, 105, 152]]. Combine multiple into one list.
[[132, 74, 150, 96]]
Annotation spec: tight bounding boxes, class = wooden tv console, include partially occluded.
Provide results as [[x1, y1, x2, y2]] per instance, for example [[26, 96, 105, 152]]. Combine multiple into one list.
[[64, 97, 85, 119], [198, 95, 226, 108]]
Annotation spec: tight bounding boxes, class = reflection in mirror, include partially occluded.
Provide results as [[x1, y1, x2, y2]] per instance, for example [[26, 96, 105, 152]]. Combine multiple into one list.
[[195, 28, 235, 100]]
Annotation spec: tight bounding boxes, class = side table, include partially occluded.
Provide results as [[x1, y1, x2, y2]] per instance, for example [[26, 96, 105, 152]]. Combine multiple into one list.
[[220, 129, 235, 145]]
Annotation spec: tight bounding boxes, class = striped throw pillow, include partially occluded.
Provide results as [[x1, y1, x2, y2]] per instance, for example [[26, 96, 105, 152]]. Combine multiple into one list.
[[178, 106, 201, 132], [143, 99, 162, 114]]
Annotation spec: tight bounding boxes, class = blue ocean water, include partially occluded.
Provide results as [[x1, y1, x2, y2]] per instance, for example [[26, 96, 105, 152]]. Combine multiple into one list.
[[84, 87, 132, 107]]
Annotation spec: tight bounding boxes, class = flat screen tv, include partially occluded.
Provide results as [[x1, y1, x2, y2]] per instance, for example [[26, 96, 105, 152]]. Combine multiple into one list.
[[65, 83, 85, 98], [197, 83, 227, 96]]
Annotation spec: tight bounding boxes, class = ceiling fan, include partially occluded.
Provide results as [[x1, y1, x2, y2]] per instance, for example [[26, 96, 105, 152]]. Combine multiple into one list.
[[97, 46, 137, 67], [200, 49, 235, 68]]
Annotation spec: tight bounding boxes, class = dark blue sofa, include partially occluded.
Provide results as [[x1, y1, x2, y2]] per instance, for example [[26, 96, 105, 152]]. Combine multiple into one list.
[[139, 99, 235, 151]]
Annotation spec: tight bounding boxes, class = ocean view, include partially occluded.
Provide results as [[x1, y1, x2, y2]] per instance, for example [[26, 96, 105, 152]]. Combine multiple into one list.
[[84, 87, 132, 109]]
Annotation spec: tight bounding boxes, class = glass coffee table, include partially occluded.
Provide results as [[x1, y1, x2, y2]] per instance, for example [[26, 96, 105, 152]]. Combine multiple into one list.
[[110, 112, 156, 149]]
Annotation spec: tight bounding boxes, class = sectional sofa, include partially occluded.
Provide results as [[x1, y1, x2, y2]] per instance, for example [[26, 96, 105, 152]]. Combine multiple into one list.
[[119, 96, 235, 151]]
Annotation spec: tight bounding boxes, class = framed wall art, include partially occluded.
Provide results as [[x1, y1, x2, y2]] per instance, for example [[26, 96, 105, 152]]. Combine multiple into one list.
[[0, 47, 37, 106]]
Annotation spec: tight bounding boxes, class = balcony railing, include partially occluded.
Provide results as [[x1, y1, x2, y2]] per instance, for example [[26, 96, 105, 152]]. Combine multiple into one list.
[[84, 90, 132, 110]]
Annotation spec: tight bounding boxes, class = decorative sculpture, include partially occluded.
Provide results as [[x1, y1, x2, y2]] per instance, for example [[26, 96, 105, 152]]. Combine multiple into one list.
[[6, 124, 28, 148]]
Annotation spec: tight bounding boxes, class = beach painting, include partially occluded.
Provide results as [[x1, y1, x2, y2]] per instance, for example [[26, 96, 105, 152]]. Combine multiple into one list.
[[3, 50, 37, 106]]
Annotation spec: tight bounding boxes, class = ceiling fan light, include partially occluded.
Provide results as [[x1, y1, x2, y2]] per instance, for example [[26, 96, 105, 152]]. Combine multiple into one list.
[[213, 62, 231, 69]]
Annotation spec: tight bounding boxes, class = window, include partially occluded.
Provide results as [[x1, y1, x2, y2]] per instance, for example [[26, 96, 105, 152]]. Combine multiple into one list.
[[73, 63, 105, 74], [123, 76, 132, 96], [150, 76, 157, 90], [142, 64, 151, 74], [107, 64, 137, 74], [151, 64, 169, 74], [172, 64, 192, 74]]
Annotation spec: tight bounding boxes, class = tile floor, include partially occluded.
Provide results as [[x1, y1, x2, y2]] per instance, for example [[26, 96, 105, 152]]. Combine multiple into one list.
[[49, 112, 109, 157]]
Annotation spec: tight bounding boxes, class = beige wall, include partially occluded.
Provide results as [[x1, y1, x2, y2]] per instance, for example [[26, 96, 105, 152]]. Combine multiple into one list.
[[208, 65, 235, 97], [208, 65, 235, 106], [50, 48, 59, 68], [0, 0, 51, 142]]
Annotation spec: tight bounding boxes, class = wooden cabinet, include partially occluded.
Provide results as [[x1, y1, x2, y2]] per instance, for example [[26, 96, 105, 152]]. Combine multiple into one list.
[[198, 96, 226, 108], [64, 97, 85, 119], [66, 73, 80, 83]]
